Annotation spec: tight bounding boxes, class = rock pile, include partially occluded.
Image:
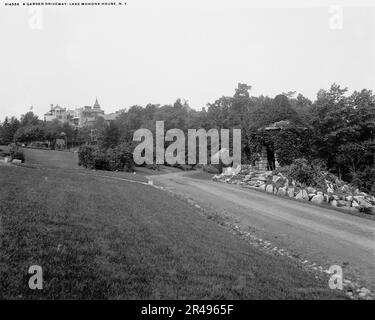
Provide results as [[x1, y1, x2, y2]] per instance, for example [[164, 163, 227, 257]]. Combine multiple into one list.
[[212, 165, 375, 214]]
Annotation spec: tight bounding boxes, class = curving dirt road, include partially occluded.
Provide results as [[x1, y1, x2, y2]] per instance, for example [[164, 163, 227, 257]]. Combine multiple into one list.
[[150, 171, 375, 292]]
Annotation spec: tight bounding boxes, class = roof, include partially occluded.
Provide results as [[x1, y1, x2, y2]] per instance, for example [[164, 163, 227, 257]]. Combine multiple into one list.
[[93, 98, 101, 109]]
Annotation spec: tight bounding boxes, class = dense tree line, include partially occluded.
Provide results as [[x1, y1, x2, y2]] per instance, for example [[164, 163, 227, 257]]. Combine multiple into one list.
[[1, 83, 374, 191]]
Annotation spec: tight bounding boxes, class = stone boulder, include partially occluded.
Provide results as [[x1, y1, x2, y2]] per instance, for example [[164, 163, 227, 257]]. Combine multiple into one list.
[[258, 183, 266, 191], [295, 190, 308, 200], [277, 187, 286, 196], [311, 194, 324, 204], [330, 200, 338, 207], [287, 187, 295, 198], [351, 200, 359, 208], [308, 193, 316, 200], [337, 200, 350, 207], [266, 184, 274, 193], [358, 199, 372, 208]]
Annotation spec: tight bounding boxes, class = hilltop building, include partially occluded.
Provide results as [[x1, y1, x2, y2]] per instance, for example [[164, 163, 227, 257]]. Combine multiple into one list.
[[44, 98, 118, 128], [44, 104, 72, 123]]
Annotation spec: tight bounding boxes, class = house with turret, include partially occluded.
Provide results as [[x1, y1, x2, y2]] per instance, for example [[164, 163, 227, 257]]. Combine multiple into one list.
[[44, 98, 119, 128]]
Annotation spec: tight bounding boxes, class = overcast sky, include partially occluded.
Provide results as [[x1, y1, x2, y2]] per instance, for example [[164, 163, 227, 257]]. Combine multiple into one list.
[[0, 0, 374, 120]]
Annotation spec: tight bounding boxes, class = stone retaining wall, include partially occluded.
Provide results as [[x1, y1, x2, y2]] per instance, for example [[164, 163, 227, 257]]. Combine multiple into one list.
[[213, 166, 375, 215]]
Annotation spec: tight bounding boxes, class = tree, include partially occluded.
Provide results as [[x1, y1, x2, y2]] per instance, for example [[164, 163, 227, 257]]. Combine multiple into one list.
[[271, 94, 301, 124], [0, 116, 20, 144], [44, 120, 61, 148], [273, 127, 311, 166], [207, 97, 231, 129], [337, 141, 374, 174], [20, 112, 40, 127], [101, 121, 120, 149], [14, 125, 45, 144], [309, 84, 375, 183], [61, 122, 76, 148], [230, 83, 252, 127], [0, 117, 10, 144], [289, 94, 313, 124], [249, 94, 300, 129]]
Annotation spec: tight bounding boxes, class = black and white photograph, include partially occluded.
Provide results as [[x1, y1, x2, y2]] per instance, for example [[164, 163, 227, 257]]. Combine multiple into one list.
[[0, 0, 374, 308]]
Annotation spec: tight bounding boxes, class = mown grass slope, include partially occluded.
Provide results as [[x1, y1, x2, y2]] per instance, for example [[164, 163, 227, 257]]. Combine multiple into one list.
[[0, 164, 344, 299], [23, 148, 79, 169]]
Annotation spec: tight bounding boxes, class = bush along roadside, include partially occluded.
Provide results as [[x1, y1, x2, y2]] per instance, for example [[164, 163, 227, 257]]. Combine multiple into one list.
[[78, 143, 134, 172], [9, 143, 25, 163], [213, 159, 375, 215]]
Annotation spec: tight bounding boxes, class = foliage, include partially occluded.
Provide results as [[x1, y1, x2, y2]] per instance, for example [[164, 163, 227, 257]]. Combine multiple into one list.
[[14, 125, 45, 144], [1, 83, 374, 191], [308, 85, 375, 190], [78, 145, 96, 168], [276, 158, 320, 187], [9, 143, 25, 162], [100, 121, 120, 149], [350, 166, 375, 194], [273, 128, 311, 166], [247, 127, 311, 167], [20, 111, 40, 127], [0, 117, 20, 144], [107, 143, 135, 172], [250, 94, 301, 129], [78, 143, 134, 172]]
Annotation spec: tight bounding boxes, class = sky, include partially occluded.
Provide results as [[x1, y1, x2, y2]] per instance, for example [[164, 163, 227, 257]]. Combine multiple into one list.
[[0, 0, 374, 120]]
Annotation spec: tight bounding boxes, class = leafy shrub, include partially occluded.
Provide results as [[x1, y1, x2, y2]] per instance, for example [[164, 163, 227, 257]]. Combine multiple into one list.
[[107, 144, 135, 172], [274, 128, 311, 166], [78, 145, 96, 169], [78, 143, 135, 172], [351, 166, 375, 195], [92, 148, 110, 170], [9, 143, 25, 162], [275, 158, 319, 187]]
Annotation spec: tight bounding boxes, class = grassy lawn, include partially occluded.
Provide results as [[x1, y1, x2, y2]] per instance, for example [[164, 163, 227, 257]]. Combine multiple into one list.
[[0, 164, 344, 300], [22, 148, 169, 182], [23, 148, 79, 170]]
